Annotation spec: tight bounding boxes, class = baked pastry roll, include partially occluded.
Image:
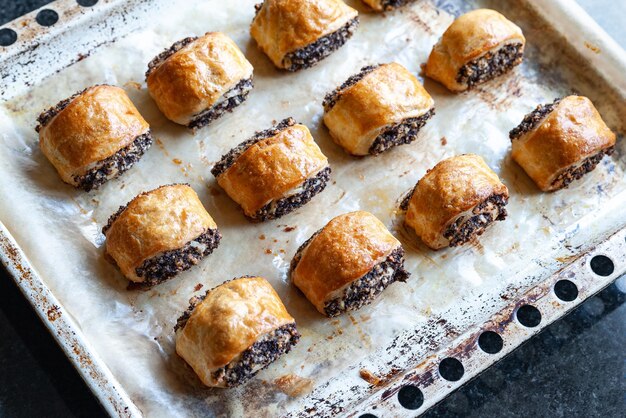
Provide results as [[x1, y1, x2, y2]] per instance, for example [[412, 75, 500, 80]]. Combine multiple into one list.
[[103, 184, 221, 288], [250, 0, 359, 71], [290, 211, 409, 317], [361, 0, 415, 12], [211, 118, 330, 221], [175, 276, 299, 388], [36, 85, 152, 191], [425, 9, 525, 92], [146, 32, 253, 129], [509, 95, 616, 192], [403, 154, 508, 250], [323, 63, 435, 156]]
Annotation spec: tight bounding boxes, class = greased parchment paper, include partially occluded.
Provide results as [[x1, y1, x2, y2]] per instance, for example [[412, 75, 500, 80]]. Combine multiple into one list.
[[0, 0, 624, 416]]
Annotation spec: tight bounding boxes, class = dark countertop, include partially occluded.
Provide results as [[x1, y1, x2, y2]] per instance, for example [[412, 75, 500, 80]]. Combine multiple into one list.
[[0, 1, 625, 417]]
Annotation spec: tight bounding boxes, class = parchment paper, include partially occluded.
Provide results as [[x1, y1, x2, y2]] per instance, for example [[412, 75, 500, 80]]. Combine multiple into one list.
[[0, 0, 624, 416]]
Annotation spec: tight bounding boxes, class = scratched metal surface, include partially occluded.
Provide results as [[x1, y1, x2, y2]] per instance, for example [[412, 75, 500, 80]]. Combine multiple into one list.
[[0, 0, 625, 417]]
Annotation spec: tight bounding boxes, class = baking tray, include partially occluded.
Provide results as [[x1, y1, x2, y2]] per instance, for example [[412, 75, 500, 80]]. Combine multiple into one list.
[[0, 0, 625, 417]]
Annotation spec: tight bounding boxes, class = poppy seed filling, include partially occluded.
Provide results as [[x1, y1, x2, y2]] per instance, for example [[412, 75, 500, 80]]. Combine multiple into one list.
[[74, 131, 153, 192], [251, 166, 331, 222], [509, 98, 561, 140], [550, 147, 615, 191], [128, 228, 222, 289], [369, 108, 435, 155], [187, 77, 253, 130], [443, 194, 508, 247], [211, 323, 300, 387], [456, 43, 524, 88], [283, 17, 359, 72], [323, 247, 409, 317]]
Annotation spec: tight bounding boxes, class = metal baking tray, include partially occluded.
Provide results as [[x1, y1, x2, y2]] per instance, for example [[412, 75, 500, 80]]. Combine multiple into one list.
[[0, 0, 624, 416]]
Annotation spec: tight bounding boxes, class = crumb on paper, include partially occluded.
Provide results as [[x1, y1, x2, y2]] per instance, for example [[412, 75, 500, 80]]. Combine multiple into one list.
[[359, 369, 381, 386], [283, 226, 296, 232], [440, 136, 447, 146], [193, 283, 203, 292], [259, 234, 266, 240], [172, 158, 182, 165], [274, 374, 314, 397], [584, 41, 600, 54]]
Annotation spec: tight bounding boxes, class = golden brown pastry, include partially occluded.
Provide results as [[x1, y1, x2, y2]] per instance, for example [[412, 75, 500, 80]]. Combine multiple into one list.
[[175, 276, 299, 388], [361, 0, 415, 12], [290, 211, 409, 316], [323, 62, 435, 156], [103, 184, 221, 288], [510, 95, 616, 192], [250, 0, 359, 71], [425, 9, 525, 92], [36, 85, 152, 191], [211, 118, 330, 221], [146, 32, 253, 128], [403, 154, 508, 250]]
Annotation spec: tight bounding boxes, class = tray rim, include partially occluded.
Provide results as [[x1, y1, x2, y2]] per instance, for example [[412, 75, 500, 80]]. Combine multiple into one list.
[[0, 0, 625, 417]]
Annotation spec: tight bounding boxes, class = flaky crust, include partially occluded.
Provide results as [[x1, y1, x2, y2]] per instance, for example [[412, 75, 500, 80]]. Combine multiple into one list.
[[216, 123, 328, 216], [512, 96, 616, 192], [147, 32, 253, 125], [175, 277, 295, 387], [323, 62, 434, 155], [292, 211, 400, 313], [405, 154, 508, 249], [250, 0, 358, 69], [39, 85, 149, 185], [424, 9, 525, 91], [104, 184, 217, 282]]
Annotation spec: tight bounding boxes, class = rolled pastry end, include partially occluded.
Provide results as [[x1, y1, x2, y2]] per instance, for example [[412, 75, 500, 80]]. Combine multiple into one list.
[[404, 154, 509, 250], [510, 95, 616, 192], [212, 118, 331, 222], [103, 184, 221, 287], [323, 63, 435, 156], [73, 131, 153, 192], [283, 16, 359, 72], [455, 42, 524, 90], [146, 32, 253, 128], [37, 85, 152, 191], [175, 277, 300, 388], [442, 193, 508, 248], [290, 211, 409, 317], [424, 9, 525, 92]]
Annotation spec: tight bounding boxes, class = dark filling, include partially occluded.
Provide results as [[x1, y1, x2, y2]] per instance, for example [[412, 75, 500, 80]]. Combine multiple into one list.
[[251, 166, 331, 222], [211, 118, 296, 178], [550, 147, 615, 191], [324, 247, 409, 317], [443, 194, 508, 247], [509, 98, 561, 140], [187, 77, 254, 130], [73, 131, 153, 192], [456, 43, 524, 89], [35, 86, 95, 132], [211, 323, 300, 387], [127, 228, 222, 289], [322, 65, 380, 111], [399, 184, 417, 211], [145, 36, 198, 79], [377, 0, 414, 11], [368, 108, 435, 155], [283, 17, 359, 72]]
